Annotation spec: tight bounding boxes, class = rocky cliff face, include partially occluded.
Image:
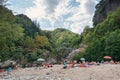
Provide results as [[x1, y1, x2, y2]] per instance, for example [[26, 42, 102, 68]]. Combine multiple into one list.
[[93, 0, 120, 26]]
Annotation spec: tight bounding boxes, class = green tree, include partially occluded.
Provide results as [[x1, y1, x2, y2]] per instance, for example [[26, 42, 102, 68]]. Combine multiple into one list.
[[105, 30, 120, 61], [23, 36, 34, 49], [0, 22, 24, 51], [35, 35, 50, 48]]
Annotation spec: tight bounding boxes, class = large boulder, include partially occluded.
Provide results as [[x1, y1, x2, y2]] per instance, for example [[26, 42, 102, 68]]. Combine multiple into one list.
[[0, 60, 16, 69]]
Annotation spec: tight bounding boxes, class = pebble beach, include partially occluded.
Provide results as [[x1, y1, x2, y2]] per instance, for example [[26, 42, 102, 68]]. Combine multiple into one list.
[[0, 64, 120, 80]]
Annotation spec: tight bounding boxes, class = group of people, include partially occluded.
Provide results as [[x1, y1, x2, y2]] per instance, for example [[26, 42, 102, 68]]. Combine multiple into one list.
[[63, 60, 87, 69], [63, 59, 120, 69]]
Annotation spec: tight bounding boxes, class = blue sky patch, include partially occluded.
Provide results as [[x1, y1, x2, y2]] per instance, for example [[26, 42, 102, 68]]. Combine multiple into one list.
[[62, 13, 73, 19], [67, 0, 80, 8], [7, 0, 34, 14]]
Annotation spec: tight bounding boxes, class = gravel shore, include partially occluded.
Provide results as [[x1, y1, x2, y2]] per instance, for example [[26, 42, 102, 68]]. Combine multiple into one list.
[[0, 64, 120, 80]]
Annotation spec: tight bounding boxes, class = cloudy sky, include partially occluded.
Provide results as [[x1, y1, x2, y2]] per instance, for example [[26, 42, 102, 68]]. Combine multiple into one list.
[[7, 0, 101, 34]]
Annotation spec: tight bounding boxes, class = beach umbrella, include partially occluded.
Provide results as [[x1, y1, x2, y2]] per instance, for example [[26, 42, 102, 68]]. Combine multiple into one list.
[[104, 56, 112, 59], [37, 58, 45, 62], [80, 58, 85, 61]]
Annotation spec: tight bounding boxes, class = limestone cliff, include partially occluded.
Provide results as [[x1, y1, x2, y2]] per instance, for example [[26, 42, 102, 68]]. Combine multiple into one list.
[[93, 0, 120, 26]]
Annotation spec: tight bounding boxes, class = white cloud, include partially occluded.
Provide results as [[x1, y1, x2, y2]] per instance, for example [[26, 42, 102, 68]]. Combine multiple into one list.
[[25, 0, 100, 34]]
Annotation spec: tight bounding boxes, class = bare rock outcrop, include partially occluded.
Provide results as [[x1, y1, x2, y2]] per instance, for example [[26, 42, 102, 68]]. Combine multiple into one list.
[[67, 44, 86, 60], [93, 0, 120, 26]]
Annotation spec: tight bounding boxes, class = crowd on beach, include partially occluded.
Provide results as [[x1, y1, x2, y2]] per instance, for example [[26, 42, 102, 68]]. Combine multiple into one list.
[[0, 58, 120, 80], [63, 59, 120, 69], [0, 59, 120, 73]]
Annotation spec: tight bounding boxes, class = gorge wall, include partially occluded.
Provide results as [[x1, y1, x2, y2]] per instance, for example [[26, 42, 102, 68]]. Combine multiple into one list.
[[93, 0, 120, 26]]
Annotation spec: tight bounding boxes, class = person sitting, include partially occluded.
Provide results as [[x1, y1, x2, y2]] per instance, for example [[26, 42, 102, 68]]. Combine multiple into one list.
[[63, 60, 67, 69], [110, 60, 114, 64], [7, 66, 12, 72], [80, 61, 87, 67]]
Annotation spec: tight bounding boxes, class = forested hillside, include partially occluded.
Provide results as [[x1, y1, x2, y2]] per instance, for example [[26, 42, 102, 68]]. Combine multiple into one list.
[[44, 28, 82, 62], [0, 5, 24, 61], [0, 4, 81, 66]]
